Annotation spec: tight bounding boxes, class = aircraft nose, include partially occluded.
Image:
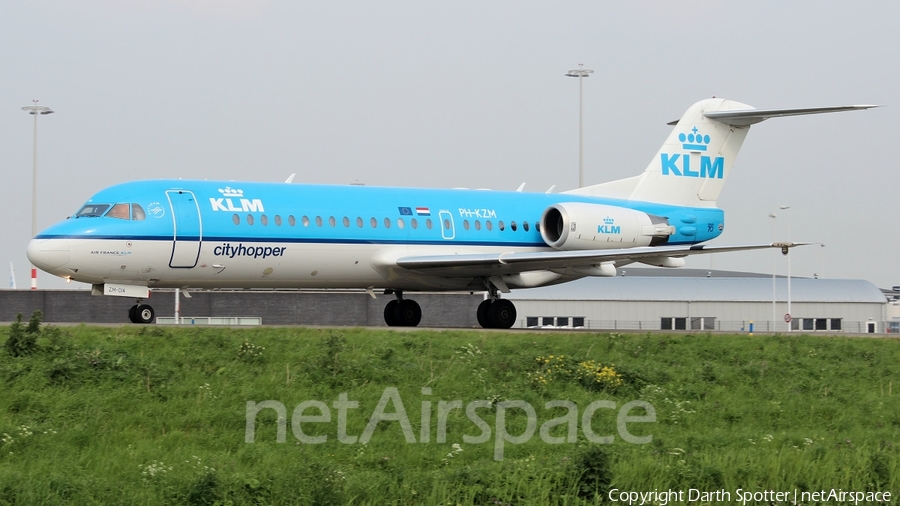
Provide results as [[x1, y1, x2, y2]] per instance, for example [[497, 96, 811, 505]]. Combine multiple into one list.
[[27, 238, 70, 271]]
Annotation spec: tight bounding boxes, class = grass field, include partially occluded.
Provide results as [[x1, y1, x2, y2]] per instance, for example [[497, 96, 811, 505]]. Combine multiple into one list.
[[1, 314, 899, 505]]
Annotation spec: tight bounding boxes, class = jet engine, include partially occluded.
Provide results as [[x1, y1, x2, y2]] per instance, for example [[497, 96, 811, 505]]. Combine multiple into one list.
[[539, 202, 674, 251]]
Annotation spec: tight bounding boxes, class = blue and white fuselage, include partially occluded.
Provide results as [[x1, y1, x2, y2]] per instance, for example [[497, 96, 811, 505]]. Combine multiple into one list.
[[27, 98, 875, 326], [29, 179, 723, 291]]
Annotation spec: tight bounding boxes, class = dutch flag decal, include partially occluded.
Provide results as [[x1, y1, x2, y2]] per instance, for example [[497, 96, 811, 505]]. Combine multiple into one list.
[[415, 207, 431, 216]]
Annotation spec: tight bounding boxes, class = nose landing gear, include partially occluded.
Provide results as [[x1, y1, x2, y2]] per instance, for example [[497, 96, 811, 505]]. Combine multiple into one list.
[[128, 301, 155, 324]]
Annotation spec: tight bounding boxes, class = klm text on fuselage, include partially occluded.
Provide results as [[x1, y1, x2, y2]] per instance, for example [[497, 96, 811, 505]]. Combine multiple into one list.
[[660, 154, 724, 178], [210, 198, 265, 212]]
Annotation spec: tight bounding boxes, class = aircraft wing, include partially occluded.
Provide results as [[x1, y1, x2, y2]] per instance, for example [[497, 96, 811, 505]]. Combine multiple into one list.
[[395, 242, 807, 278]]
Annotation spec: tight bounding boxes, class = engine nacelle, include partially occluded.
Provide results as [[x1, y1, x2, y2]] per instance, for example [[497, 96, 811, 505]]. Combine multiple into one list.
[[540, 202, 674, 251]]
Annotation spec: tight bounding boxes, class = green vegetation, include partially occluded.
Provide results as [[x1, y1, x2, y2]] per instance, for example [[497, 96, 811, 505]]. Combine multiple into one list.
[[1, 315, 899, 504]]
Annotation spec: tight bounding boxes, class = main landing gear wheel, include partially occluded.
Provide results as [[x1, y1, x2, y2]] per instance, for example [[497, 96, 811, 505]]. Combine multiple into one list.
[[477, 298, 517, 329], [488, 299, 516, 329], [383, 292, 422, 327], [476, 299, 491, 328], [395, 299, 422, 327], [384, 300, 399, 327], [131, 304, 155, 324]]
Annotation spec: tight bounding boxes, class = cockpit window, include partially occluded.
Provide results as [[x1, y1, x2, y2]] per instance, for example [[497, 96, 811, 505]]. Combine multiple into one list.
[[107, 204, 131, 220], [75, 204, 110, 218], [132, 203, 146, 221]]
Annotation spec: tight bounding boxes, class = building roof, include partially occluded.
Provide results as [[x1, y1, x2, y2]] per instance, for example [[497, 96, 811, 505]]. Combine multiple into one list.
[[508, 277, 886, 303]]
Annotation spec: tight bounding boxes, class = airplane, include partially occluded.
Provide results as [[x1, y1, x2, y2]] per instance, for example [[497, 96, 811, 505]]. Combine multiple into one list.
[[27, 98, 876, 328]]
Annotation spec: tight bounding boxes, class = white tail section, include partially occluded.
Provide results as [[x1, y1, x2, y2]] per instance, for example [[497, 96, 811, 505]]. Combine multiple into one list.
[[566, 98, 877, 207]]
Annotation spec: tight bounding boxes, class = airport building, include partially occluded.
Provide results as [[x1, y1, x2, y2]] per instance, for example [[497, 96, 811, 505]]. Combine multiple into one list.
[[507, 269, 891, 333]]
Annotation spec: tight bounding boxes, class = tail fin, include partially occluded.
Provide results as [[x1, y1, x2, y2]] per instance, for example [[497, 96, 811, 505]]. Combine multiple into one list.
[[565, 98, 877, 207]]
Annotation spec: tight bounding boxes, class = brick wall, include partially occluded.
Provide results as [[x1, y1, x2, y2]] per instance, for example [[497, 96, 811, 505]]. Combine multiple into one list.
[[0, 290, 484, 327]]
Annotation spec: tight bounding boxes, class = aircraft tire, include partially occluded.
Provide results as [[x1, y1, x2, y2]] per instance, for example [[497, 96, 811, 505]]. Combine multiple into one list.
[[384, 300, 399, 326], [135, 304, 155, 324], [476, 299, 492, 328], [128, 305, 139, 324], [488, 299, 516, 329], [396, 299, 422, 327]]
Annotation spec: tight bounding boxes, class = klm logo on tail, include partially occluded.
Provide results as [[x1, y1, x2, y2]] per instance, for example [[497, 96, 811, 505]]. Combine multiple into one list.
[[661, 126, 724, 179]]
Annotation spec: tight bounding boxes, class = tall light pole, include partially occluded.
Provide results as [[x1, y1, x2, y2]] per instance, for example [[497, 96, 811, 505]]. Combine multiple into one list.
[[769, 212, 777, 331], [565, 64, 593, 188], [22, 100, 54, 290], [780, 205, 792, 332]]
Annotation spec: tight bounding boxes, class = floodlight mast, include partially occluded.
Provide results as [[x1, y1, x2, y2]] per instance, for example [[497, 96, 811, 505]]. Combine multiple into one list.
[[21, 100, 54, 290], [565, 64, 593, 188], [780, 205, 792, 332], [769, 212, 777, 330]]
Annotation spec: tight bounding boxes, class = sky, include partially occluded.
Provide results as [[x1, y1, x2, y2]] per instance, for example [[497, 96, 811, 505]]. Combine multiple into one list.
[[1, 1, 897, 290]]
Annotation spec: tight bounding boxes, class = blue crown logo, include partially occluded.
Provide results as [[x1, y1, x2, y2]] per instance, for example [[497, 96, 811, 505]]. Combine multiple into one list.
[[678, 126, 710, 152], [218, 187, 244, 198], [603, 216, 615, 225]]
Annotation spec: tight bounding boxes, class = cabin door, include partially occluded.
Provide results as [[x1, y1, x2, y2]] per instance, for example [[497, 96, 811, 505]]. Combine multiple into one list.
[[439, 210, 455, 240], [166, 190, 203, 268]]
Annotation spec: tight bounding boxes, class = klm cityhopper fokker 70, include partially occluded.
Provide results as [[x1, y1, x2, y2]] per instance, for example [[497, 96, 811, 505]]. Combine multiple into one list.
[[28, 98, 875, 327]]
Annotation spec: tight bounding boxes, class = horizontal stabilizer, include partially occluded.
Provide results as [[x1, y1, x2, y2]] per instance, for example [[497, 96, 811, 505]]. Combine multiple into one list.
[[667, 104, 880, 126]]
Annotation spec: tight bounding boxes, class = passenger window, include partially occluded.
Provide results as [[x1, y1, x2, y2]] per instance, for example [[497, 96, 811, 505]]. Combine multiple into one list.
[[247, 214, 255, 226], [232, 214, 240, 225], [329, 216, 336, 227], [315, 216, 323, 227], [511, 221, 518, 232], [397, 218, 405, 229], [523, 221, 529, 232], [343, 217, 350, 227], [535, 222, 540, 232], [261, 215, 269, 226], [302, 216, 310, 227], [370, 217, 378, 228], [411, 218, 418, 229], [498, 220, 505, 231], [463, 220, 470, 230], [107, 203, 130, 220], [474, 220, 481, 231], [132, 204, 146, 221], [275, 215, 282, 226], [356, 217, 364, 228], [384, 217, 391, 229], [289, 215, 296, 226], [486, 220, 493, 231], [444, 219, 451, 230], [426, 219, 433, 229]]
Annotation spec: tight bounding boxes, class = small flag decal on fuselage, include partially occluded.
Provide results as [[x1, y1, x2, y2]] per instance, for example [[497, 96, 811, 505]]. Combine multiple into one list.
[[416, 207, 430, 216], [398, 207, 412, 215]]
